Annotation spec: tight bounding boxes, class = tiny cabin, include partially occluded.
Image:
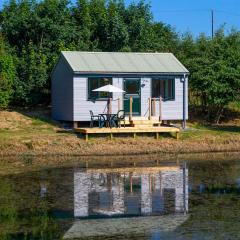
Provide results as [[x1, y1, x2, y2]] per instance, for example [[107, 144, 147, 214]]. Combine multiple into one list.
[[51, 51, 189, 127]]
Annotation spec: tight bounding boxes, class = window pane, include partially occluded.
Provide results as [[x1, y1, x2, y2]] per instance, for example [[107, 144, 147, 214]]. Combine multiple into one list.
[[89, 78, 98, 99], [152, 79, 174, 100], [152, 80, 160, 98], [125, 79, 139, 94], [100, 78, 111, 87], [168, 80, 173, 99], [88, 77, 112, 99]]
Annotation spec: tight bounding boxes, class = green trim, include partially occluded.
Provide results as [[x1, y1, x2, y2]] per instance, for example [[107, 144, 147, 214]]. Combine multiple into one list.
[[123, 78, 141, 116]]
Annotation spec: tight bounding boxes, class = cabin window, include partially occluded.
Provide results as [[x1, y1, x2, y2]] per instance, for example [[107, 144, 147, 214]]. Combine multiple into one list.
[[88, 77, 112, 100], [152, 79, 175, 101]]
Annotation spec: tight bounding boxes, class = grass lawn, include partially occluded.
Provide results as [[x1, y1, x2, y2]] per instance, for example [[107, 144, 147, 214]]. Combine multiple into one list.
[[0, 109, 240, 157]]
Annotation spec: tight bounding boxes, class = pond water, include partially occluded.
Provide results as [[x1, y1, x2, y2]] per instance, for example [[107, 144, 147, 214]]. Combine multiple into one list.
[[1, 155, 240, 239]]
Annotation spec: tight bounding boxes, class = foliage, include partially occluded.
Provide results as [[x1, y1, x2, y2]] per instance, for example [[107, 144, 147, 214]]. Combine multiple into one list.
[[0, 34, 16, 108], [178, 29, 240, 122], [15, 41, 48, 105], [0, 0, 239, 122]]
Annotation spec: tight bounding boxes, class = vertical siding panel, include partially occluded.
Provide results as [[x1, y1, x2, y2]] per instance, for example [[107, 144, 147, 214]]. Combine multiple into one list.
[[51, 56, 73, 121], [161, 78, 184, 120], [141, 78, 151, 117]]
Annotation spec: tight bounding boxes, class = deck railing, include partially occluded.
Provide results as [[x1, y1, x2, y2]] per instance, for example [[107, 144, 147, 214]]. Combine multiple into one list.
[[148, 97, 162, 121], [128, 96, 162, 122], [129, 96, 133, 122]]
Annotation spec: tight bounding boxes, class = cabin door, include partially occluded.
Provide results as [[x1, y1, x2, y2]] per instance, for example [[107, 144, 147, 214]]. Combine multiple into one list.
[[123, 78, 141, 116]]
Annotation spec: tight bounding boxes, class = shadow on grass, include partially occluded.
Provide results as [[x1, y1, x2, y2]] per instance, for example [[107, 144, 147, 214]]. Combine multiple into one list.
[[208, 125, 240, 133], [56, 130, 76, 134], [197, 124, 240, 133], [14, 107, 62, 128]]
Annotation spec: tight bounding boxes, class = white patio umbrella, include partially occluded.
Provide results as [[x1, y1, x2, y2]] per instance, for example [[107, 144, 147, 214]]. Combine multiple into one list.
[[93, 84, 125, 93], [93, 84, 125, 114]]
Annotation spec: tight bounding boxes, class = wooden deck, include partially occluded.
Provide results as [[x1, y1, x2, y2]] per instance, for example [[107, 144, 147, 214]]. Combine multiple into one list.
[[75, 126, 180, 140]]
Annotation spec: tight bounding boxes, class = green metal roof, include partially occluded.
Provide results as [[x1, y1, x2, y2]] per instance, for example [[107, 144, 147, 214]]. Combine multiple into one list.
[[61, 51, 189, 74]]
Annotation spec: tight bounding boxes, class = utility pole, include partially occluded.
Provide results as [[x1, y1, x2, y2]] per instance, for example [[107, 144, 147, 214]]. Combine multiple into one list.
[[211, 9, 214, 39]]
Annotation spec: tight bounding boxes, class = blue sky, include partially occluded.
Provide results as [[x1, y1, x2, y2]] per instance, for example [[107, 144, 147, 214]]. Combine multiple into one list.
[[125, 0, 240, 37], [0, 0, 239, 37]]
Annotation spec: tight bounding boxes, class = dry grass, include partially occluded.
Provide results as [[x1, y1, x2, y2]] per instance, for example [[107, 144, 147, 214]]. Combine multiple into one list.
[[0, 109, 240, 157]]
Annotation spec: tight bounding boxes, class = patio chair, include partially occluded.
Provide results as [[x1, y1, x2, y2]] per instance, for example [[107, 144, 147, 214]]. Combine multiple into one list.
[[89, 110, 103, 128], [113, 110, 125, 128]]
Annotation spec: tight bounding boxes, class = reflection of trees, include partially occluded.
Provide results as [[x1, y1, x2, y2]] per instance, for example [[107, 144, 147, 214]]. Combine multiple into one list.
[[178, 160, 240, 239], [189, 160, 240, 191], [178, 193, 240, 239], [0, 174, 61, 240], [0, 178, 18, 240]]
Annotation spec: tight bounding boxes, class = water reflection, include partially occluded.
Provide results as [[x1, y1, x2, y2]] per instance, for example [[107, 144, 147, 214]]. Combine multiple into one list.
[[2, 157, 240, 239], [74, 164, 188, 218], [64, 163, 188, 239]]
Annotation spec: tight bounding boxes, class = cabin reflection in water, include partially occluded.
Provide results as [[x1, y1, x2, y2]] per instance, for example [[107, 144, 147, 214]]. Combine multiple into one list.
[[74, 164, 188, 218]]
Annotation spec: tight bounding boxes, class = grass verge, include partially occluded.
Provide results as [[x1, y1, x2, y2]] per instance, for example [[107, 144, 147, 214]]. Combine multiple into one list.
[[0, 109, 240, 157]]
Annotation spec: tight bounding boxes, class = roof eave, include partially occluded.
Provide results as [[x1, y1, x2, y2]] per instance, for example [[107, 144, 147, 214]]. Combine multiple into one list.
[[73, 71, 190, 75]]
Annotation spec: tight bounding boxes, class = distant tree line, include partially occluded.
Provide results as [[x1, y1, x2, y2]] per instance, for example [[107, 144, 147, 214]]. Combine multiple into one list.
[[0, 0, 239, 122]]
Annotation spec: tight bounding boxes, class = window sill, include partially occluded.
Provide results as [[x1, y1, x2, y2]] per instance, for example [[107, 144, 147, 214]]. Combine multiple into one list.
[[151, 98, 175, 102], [88, 98, 110, 101], [163, 99, 175, 102]]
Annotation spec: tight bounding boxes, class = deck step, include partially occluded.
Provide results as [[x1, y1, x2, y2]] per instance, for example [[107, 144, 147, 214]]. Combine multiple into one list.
[[130, 120, 162, 127], [132, 124, 161, 128]]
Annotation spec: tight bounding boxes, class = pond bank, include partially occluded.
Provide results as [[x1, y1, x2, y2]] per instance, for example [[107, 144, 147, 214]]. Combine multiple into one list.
[[1, 132, 240, 157], [0, 152, 240, 176], [0, 110, 240, 158]]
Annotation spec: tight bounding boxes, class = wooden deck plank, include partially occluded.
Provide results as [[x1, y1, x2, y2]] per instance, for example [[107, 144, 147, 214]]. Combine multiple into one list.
[[75, 126, 180, 134]]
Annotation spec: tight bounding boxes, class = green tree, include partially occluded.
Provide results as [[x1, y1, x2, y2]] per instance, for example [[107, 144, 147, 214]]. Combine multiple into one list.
[[179, 29, 240, 122], [106, 0, 129, 51], [208, 29, 240, 122], [1, 0, 36, 54], [151, 22, 179, 52], [72, 0, 92, 50], [125, 0, 153, 51], [0, 34, 16, 108], [89, 0, 108, 50], [15, 41, 47, 105]]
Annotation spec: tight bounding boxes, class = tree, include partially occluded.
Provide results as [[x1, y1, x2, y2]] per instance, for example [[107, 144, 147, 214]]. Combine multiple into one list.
[[151, 22, 178, 52], [72, 0, 92, 50], [15, 41, 47, 105], [89, 0, 108, 50], [179, 29, 240, 122], [125, 0, 153, 51], [0, 34, 16, 108], [105, 0, 129, 51], [207, 29, 240, 122]]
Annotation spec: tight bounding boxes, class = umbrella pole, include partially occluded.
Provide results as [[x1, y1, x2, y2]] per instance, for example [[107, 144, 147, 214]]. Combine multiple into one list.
[[108, 98, 112, 114]]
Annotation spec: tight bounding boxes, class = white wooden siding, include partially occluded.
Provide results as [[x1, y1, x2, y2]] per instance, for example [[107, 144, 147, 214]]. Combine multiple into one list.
[[140, 77, 188, 120], [141, 78, 151, 117], [73, 77, 123, 121], [73, 76, 188, 121], [161, 77, 186, 120]]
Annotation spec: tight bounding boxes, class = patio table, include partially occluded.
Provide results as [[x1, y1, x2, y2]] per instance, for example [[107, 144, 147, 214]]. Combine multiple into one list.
[[99, 113, 117, 128]]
